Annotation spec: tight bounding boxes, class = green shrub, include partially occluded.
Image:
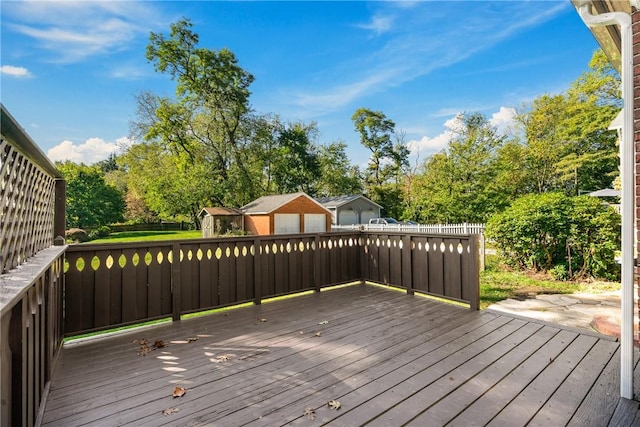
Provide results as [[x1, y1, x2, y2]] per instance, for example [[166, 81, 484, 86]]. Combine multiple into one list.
[[487, 193, 620, 280], [66, 228, 88, 243], [550, 264, 569, 281]]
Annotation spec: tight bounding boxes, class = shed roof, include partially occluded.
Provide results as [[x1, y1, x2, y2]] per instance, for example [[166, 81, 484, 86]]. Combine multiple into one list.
[[315, 194, 383, 209], [199, 207, 244, 217], [241, 192, 329, 214]]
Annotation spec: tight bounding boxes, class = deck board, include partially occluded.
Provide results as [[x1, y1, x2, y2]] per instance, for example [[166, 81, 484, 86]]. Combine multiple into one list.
[[41, 284, 638, 426]]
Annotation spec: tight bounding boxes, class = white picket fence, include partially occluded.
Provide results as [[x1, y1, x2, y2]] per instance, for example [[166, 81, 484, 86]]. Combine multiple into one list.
[[331, 222, 485, 235]]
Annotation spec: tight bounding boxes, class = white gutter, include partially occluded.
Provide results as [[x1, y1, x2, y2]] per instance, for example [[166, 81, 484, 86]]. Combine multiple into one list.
[[576, 1, 635, 399]]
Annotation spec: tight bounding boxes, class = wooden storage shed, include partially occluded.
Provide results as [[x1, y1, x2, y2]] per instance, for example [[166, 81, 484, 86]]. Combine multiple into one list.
[[241, 192, 331, 235], [199, 207, 244, 238], [315, 194, 382, 225]]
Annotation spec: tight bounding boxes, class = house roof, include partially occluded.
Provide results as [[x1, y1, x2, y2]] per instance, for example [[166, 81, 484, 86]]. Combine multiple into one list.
[[315, 194, 383, 209], [241, 192, 330, 214], [199, 207, 244, 217], [571, 0, 630, 72]]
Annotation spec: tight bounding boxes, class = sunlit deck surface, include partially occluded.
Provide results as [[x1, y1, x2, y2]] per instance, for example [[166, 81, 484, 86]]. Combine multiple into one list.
[[41, 284, 640, 426]]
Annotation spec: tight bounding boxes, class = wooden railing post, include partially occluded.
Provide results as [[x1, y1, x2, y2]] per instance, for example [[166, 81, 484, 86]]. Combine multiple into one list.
[[54, 179, 66, 244], [468, 235, 480, 310], [314, 234, 321, 292], [171, 243, 181, 321], [402, 235, 414, 295], [253, 238, 262, 305]]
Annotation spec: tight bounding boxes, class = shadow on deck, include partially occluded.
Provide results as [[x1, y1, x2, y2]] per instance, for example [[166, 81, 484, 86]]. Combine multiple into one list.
[[42, 284, 640, 426]]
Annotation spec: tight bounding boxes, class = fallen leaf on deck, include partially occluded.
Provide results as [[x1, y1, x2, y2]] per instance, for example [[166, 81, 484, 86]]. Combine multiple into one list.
[[162, 407, 179, 416], [172, 386, 187, 398], [137, 345, 152, 356], [154, 340, 167, 348], [304, 407, 316, 420], [314, 332, 322, 337], [318, 320, 329, 325], [258, 318, 267, 322], [213, 354, 231, 363], [187, 337, 198, 343], [139, 338, 148, 345], [327, 400, 341, 410], [299, 331, 304, 335]]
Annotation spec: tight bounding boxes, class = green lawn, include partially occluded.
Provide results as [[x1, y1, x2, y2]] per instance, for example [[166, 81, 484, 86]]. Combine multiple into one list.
[[88, 230, 203, 243], [479, 255, 620, 309]]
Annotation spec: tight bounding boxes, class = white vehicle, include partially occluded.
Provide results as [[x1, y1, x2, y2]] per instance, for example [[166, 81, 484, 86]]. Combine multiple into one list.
[[368, 217, 399, 225]]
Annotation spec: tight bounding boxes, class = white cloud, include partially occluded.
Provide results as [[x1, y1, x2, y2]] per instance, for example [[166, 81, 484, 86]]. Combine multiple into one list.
[[1, 65, 32, 78], [3, 2, 163, 63], [407, 108, 518, 158], [289, 2, 569, 115], [357, 15, 394, 35], [407, 114, 463, 156], [47, 137, 121, 164], [489, 106, 518, 136]]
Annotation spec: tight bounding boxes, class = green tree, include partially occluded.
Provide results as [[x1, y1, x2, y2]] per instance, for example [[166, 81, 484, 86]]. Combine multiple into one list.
[[135, 18, 255, 207], [516, 49, 620, 195], [316, 141, 363, 197], [118, 141, 217, 227], [57, 161, 125, 229], [404, 113, 506, 223], [351, 108, 408, 217]]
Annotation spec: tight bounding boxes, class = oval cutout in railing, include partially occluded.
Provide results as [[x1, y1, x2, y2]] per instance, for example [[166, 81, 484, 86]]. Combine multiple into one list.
[[242, 246, 248, 257], [207, 248, 213, 260], [156, 252, 164, 265], [265, 244, 270, 255], [250, 245, 255, 256], [387, 239, 392, 248], [215, 247, 222, 260], [418, 241, 423, 251], [91, 255, 100, 271], [272, 243, 278, 254], [75, 257, 85, 272], [187, 250, 193, 261], [449, 243, 454, 253], [440, 242, 446, 252], [167, 251, 173, 264], [299, 241, 305, 252], [131, 253, 140, 267], [376, 238, 380, 247], [196, 249, 203, 261], [328, 240, 333, 249], [118, 254, 127, 268], [106, 255, 114, 269], [234, 246, 240, 257], [457, 243, 464, 254], [398, 240, 403, 249], [226, 247, 232, 258], [145, 252, 152, 266], [286, 242, 292, 253]]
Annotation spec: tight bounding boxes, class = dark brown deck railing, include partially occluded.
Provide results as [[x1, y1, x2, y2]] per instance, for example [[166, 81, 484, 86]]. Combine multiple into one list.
[[63, 231, 479, 337], [1, 105, 66, 427]]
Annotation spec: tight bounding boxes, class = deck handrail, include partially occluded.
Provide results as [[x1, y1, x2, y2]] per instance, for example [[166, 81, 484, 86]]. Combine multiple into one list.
[[1, 104, 66, 427], [63, 231, 479, 337]]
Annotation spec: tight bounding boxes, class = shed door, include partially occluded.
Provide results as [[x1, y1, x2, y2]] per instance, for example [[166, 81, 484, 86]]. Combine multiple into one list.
[[304, 214, 326, 233], [360, 210, 376, 224], [274, 214, 300, 234], [338, 210, 357, 225]]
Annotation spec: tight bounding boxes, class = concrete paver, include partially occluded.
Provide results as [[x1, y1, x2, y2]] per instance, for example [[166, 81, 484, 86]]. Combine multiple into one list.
[[487, 290, 637, 340]]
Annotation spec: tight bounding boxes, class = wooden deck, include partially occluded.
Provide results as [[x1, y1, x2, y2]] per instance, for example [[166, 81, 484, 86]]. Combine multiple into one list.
[[41, 284, 640, 426]]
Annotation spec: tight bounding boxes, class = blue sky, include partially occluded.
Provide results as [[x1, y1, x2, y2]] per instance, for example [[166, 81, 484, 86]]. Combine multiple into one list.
[[1, 1, 601, 167]]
